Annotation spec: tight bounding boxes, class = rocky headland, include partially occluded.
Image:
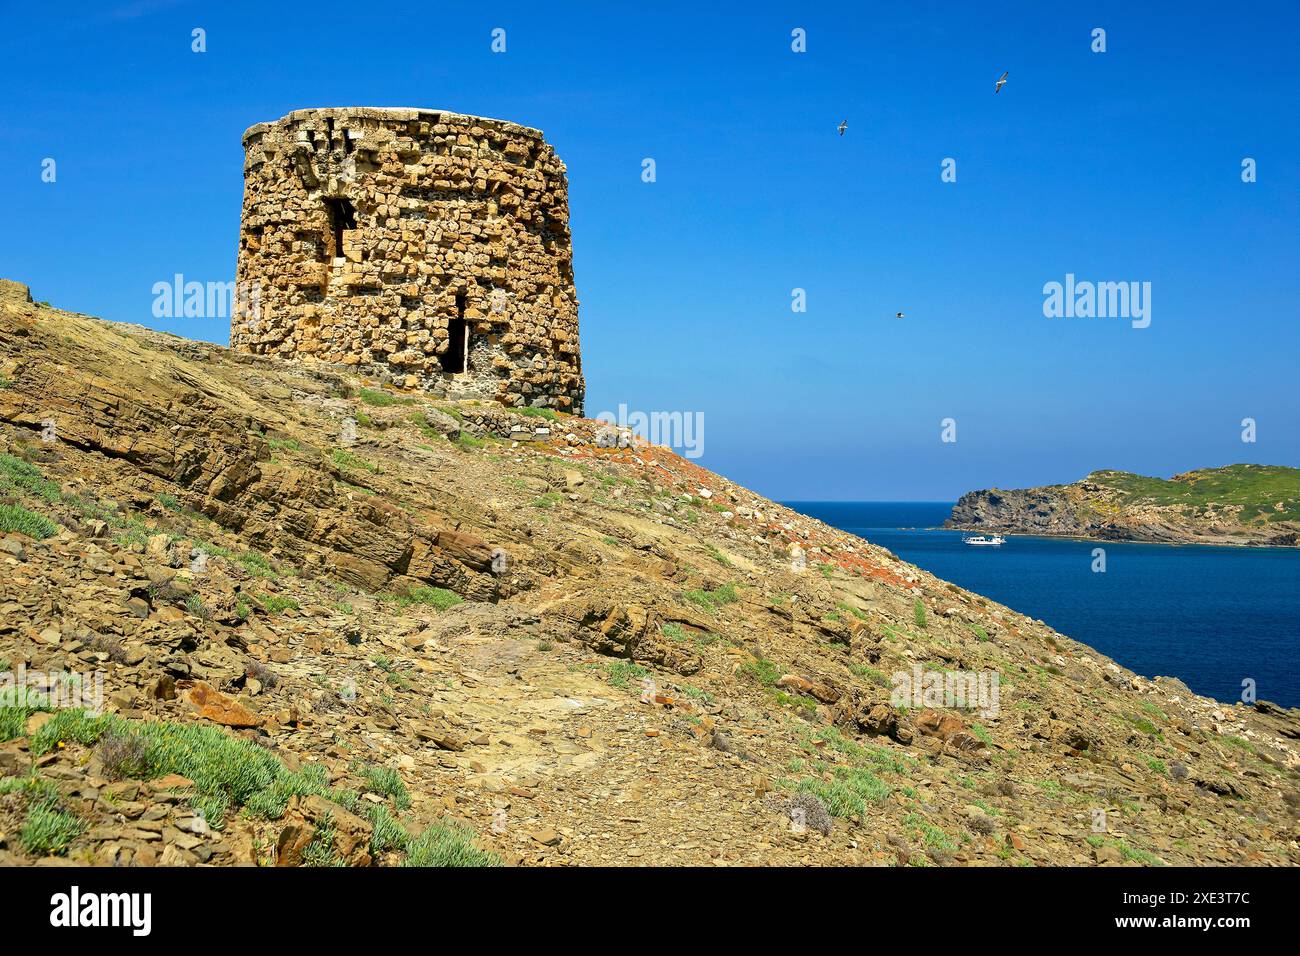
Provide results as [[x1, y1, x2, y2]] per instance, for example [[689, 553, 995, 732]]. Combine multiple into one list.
[[947, 466, 1300, 547]]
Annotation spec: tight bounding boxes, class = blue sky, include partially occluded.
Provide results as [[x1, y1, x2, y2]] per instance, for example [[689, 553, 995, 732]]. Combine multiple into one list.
[[2, 0, 1297, 499]]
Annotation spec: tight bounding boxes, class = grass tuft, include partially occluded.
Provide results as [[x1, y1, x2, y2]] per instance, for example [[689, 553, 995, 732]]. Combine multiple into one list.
[[379, 586, 463, 612], [402, 819, 501, 867], [20, 797, 84, 855], [0, 503, 57, 539], [359, 387, 414, 407], [332, 449, 380, 474], [683, 583, 738, 613], [361, 765, 412, 811]]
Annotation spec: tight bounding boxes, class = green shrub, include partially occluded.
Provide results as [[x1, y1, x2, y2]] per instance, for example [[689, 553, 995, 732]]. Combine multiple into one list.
[[0, 503, 57, 539], [0, 685, 50, 740], [13, 708, 360, 830], [185, 593, 209, 620], [380, 586, 462, 611], [234, 549, 279, 578], [742, 657, 783, 686], [683, 583, 738, 613], [359, 387, 413, 407], [770, 689, 818, 714], [241, 761, 353, 821], [1129, 716, 1161, 737], [606, 660, 650, 688], [367, 803, 410, 855], [1115, 840, 1164, 866], [516, 406, 559, 421], [0, 773, 57, 800], [20, 796, 84, 856], [302, 812, 346, 867], [705, 544, 732, 567], [254, 593, 299, 614], [913, 599, 927, 630], [836, 601, 870, 622], [402, 820, 501, 867], [905, 812, 957, 851], [661, 622, 687, 642], [790, 766, 889, 818], [849, 663, 889, 687], [408, 412, 443, 440], [29, 708, 109, 753], [361, 766, 411, 811], [332, 449, 379, 474], [0, 453, 61, 502]]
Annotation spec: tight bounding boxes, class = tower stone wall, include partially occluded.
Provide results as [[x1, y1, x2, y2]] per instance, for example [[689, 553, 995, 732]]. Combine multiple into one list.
[[232, 107, 583, 412]]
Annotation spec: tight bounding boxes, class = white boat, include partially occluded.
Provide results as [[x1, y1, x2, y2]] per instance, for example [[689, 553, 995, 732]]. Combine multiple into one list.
[[962, 534, 1006, 546]]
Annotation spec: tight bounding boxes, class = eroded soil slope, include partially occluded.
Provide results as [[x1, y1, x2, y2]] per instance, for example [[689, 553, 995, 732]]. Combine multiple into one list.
[[1, 279, 1296, 867]]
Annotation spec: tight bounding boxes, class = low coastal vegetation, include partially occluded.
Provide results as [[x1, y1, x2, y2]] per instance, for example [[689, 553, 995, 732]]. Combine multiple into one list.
[[1091, 464, 1300, 523], [0, 704, 499, 866]]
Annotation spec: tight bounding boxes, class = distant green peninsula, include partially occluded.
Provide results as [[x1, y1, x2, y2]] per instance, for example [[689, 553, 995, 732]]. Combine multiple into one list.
[[946, 464, 1300, 547]]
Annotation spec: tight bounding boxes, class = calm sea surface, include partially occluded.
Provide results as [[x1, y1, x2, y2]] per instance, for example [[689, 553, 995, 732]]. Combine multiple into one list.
[[783, 502, 1300, 708]]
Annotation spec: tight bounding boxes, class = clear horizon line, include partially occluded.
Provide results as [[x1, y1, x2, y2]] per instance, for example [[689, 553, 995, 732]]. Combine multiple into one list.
[[779, 499, 957, 504]]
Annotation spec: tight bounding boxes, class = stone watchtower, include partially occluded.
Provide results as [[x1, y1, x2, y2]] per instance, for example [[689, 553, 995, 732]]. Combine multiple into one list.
[[232, 107, 583, 413]]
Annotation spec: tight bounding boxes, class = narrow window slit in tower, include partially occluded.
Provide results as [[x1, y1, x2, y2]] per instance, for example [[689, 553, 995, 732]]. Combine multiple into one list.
[[442, 292, 468, 374], [323, 198, 356, 261]]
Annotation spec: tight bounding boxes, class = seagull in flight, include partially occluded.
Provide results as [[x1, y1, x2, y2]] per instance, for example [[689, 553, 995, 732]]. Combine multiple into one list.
[[895, 312, 905, 319], [994, 71, 1008, 94], [837, 119, 848, 136]]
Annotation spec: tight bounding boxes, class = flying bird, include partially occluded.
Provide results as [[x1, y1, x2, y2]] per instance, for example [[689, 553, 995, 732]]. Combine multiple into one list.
[[994, 71, 1008, 94], [895, 312, 905, 318], [837, 119, 847, 136]]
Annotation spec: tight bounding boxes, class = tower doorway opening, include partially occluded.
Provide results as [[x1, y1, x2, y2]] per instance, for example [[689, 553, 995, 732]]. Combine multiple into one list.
[[441, 292, 468, 373]]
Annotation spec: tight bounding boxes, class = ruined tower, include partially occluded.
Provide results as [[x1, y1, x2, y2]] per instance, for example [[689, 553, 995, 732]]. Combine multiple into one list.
[[232, 107, 583, 413]]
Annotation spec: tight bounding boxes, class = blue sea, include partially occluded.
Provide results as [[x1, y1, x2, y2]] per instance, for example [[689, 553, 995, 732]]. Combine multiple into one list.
[[783, 502, 1300, 708]]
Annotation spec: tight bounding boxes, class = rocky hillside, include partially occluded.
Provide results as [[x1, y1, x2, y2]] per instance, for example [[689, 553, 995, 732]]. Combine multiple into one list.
[[1, 278, 1296, 867], [947, 466, 1300, 547]]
